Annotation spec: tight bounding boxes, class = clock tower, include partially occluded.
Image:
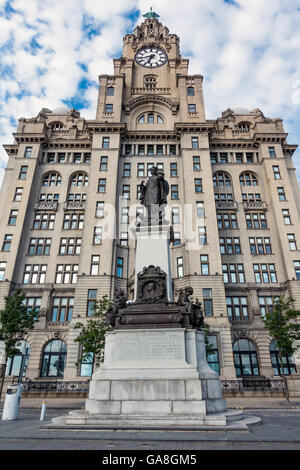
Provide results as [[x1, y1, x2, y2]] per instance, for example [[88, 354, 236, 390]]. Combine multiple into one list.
[[96, 11, 206, 124]]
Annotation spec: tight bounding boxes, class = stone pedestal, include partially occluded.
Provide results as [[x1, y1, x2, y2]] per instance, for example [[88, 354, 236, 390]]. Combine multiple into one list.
[[287, 374, 300, 398], [62, 328, 227, 427], [132, 225, 173, 301]]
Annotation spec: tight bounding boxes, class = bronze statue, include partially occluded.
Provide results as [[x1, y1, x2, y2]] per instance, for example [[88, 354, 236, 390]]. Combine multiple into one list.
[[105, 289, 127, 327], [139, 166, 169, 225], [177, 286, 204, 329]]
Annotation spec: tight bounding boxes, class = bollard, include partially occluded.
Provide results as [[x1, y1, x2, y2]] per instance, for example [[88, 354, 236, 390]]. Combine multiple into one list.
[[40, 400, 47, 421]]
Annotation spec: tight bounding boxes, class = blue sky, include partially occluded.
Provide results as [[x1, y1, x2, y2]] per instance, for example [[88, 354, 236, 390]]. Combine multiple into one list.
[[0, 0, 300, 186]]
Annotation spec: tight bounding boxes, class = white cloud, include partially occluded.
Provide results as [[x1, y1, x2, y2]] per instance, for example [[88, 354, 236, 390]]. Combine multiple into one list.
[[0, 0, 300, 190]]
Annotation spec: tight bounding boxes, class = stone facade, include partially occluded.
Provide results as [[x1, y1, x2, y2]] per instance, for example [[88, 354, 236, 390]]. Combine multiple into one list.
[[0, 16, 299, 383]]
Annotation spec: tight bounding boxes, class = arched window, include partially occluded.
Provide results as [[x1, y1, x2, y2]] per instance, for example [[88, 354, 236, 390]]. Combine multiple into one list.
[[137, 113, 164, 124], [40, 340, 67, 377], [269, 340, 296, 376], [5, 340, 31, 378], [187, 87, 195, 96], [51, 122, 64, 131], [42, 171, 62, 187], [70, 172, 88, 187], [106, 87, 114, 96], [213, 171, 232, 187], [233, 339, 260, 376], [239, 171, 258, 186], [237, 122, 250, 131]]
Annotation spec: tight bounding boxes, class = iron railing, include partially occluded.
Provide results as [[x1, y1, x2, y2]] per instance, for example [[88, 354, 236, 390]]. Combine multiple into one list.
[[221, 378, 284, 393], [22, 380, 90, 394]]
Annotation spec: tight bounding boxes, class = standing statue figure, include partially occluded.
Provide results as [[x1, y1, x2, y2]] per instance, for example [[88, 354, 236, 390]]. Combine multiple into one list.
[[105, 289, 127, 327], [139, 166, 169, 225], [177, 286, 204, 329]]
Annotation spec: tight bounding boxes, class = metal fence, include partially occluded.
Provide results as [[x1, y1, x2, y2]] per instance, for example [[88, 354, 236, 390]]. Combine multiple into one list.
[[221, 378, 285, 393], [22, 380, 90, 394]]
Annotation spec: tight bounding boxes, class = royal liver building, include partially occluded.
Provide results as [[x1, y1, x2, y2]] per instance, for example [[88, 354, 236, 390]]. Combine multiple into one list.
[[0, 11, 299, 384]]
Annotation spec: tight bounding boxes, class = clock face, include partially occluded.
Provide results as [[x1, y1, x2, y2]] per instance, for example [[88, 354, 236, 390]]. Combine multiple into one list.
[[135, 47, 167, 68]]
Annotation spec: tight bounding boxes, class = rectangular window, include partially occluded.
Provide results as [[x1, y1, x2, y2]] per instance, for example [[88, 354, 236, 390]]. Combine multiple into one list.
[[200, 255, 209, 275], [33, 213, 55, 230], [73, 153, 82, 163], [282, 209, 291, 225], [220, 237, 241, 255], [14, 187, 23, 202], [87, 289, 97, 317], [58, 153, 66, 163], [277, 187, 286, 201], [0, 262, 7, 281], [245, 212, 267, 229], [63, 213, 84, 230], [193, 156, 201, 171], [222, 264, 245, 284], [272, 165, 281, 179], [102, 137, 110, 148], [253, 263, 277, 283], [171, 207, 180, 224], [137, 163, 145, 177], [23, 264, 47, 284], [84, 153, 91, 163], [236, 152, 243, 164], [177, 257, 184, 278], [8, 209, 18, 226], [170, 145, 176, 155], [98, 178, 106, 193], [170, 162, 178, 177], [93, 227, 102, 245], [96, 202, 104, 218], [2, 234, 12, 252], [19, 166, 28, 180], [55, 264, 78, 284], [171, 185, 179, 199], [194, 178, 203, 193], [59, 237, 81, 255], [173, 232, 181, 246], [147, 145, 154, 156], [246, 153, 254, 163], [210, 153, 218, 163], [188, 104, 196, 113], [105, 104, 113, 113], [217, 212, 238, 230], [220, 153, 228, 163], [191, 137, 199, 148], [269, 146, 276, 158], [90, 255, 100, 275], [122, 184, 130, 199], [51, 297, 74, 322], [28, 237, 51, 256], [23, 297, 42, 315], [138, 145, 145, 156], [294, 261, 300, 280], [47, 153, 55, 163], [100, 156, 108, 171], [120, 232, 128, 246], [157, 145, 163, 156], [196, 201, 205, 218], [258, 296, 278, 318], [147, 163, 154, 176], [125, 144, 131, 155], [226, 297, 248, 321], [116, 257, 124, 278], [123, 163, 131, 178], [203, 289, 213, 316], [121, 207, 129, 224], [206, 335, 220, 374], [24, 147, 32, 158], [288, 234, 297, 251], [198, 226, 207, 245], [249, 237, 272, 255]]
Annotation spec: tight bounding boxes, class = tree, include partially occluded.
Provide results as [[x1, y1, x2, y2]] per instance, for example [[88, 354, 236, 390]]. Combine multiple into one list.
[[0, 289, 38, 397], [74, 295, 112, 373], [262, 295, 300, 402]]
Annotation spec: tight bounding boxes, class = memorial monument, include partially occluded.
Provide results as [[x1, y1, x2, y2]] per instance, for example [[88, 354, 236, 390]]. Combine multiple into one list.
[[51, 167, 260, 430]]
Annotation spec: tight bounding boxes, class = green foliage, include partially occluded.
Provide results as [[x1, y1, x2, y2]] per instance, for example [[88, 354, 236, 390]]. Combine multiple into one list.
[[201, 322, 215, 357], [262, 296, 300, 357], [0, 289, 38, 359], [74, 295, 112, 369]]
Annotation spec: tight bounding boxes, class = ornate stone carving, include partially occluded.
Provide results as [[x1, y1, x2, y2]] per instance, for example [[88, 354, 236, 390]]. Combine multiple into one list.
[[136, 265, 168, 304]]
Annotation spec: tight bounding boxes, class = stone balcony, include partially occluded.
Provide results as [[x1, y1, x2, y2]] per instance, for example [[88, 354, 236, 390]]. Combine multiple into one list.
[[34, 201, 58, 211], [215, 201, 238, 210], [243, 201, 267, 211], [63, 201, 86, 211], [131, 87, 171, 95]]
